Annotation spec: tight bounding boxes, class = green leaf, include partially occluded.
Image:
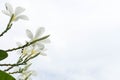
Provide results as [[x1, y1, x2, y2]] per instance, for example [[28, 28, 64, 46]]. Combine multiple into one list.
[[0, 70, 16, 80], [0, 50, 8, 61]]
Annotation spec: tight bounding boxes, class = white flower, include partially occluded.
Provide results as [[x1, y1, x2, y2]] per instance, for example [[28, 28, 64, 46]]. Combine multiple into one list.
[[18, 70, 33, 80], [16, 42, 31, 56], [25, 45, 47, 56], [26, 27, 50, 49], [31, 45, 47, 56], [18, 63, 34, 80], [2, 3, 29, 21], [16, 27, 49, 57], [16, 42, 47, 57]]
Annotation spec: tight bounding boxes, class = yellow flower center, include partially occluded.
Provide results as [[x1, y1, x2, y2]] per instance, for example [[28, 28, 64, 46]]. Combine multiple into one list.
[[31, 50, 37, 54], [11, 15, 16, 21], [23, 49, 27, 54]]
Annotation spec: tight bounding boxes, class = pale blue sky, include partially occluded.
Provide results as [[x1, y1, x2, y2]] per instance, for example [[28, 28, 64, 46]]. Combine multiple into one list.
[[1, 0, 120, 80]]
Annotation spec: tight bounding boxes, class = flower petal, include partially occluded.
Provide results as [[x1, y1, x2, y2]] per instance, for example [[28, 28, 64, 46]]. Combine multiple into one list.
[[5, 3, 13, 14], [40, 52, 47, 56], [26, 29, 33, 39], [15, 15, 29, 21], [15, 7, 25, 15], [2, 10, 11, 16], [16, 42, 22, 47], [35, 27, 45, 39], [41, 38, 51, 43], [36, 43, 45, 50]]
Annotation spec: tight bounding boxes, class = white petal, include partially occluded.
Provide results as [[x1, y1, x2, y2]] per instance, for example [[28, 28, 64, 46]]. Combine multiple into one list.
[[14, 66, 20, 72], [35, 27, 45, 39], [2, 10, 11, 16], [26, 29, 33, 39], [15, 15, 29, 21], [40, 52, 47, 56], [15, 7, 25, 15], [23, 63, 32, 71], [5, 3, 13, 14], [24, 46, 33, 54], [31, 71, 37, 76], [42, 48, 48, 51], [41, 38, 51, 43], [36, 43, 45, 50], [16, 42, 22, 47]]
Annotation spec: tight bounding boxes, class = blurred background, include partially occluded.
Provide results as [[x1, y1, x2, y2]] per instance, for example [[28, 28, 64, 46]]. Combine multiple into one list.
[[1, 0, 120, 80]]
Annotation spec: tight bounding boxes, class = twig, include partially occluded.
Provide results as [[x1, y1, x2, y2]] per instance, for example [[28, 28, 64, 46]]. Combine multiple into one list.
[[4, 62, 26, 71], [0, 14, 14, 37], [3, 52, 40, 71], [5, 35, 50, 52], [0, 64, 13, 66], [4, 66, 14, 71], [9, 71, 20, 74], [1, 35, 49, 72]]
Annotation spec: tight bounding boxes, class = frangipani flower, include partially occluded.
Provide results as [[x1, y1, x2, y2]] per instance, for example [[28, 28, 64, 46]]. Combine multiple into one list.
[[16, 42, 32, 56], [25, 45, 47, 56], [18, 63, 35, 80], [26, 27, 50, 49], [30, 45, 47, 56], [16, 42, 47, 57], [2, 3, 29, 21], [18, 71, 32, 80]]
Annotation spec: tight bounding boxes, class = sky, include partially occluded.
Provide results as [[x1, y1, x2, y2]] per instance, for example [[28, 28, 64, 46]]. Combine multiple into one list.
[[1, 0, 120, 80]]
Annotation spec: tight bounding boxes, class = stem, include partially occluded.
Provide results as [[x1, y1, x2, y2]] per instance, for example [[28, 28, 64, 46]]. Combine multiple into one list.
[[3, 52, 40, 71], [4, 66, 14, 71], [0, 64, 13, 66], [4, 62, 26, 71], [0, 14, 14, 37], [5, 35, 50, 52], [9, 71, 20, 74], [0, 62, 25, 67]]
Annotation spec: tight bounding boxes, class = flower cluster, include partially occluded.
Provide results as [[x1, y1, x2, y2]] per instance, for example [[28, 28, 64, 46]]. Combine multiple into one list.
[[18, 63, 35, 80], [17, 27, 50, 57], [0, 2, 50, 80], [16, 27, 50, 79]]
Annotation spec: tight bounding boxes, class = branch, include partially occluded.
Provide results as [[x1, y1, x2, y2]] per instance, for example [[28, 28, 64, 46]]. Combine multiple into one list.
[[3, 52, 40, 71], [5, 35, 50, 52], [4, 61, 26, 71], [9, 71, 20, 74], [0, 14, 14, 37], [0, 64, 13, 66]]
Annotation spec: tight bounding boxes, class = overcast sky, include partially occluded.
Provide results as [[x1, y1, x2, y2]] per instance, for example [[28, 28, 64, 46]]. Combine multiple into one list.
[[1, 0, 120, 80]]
